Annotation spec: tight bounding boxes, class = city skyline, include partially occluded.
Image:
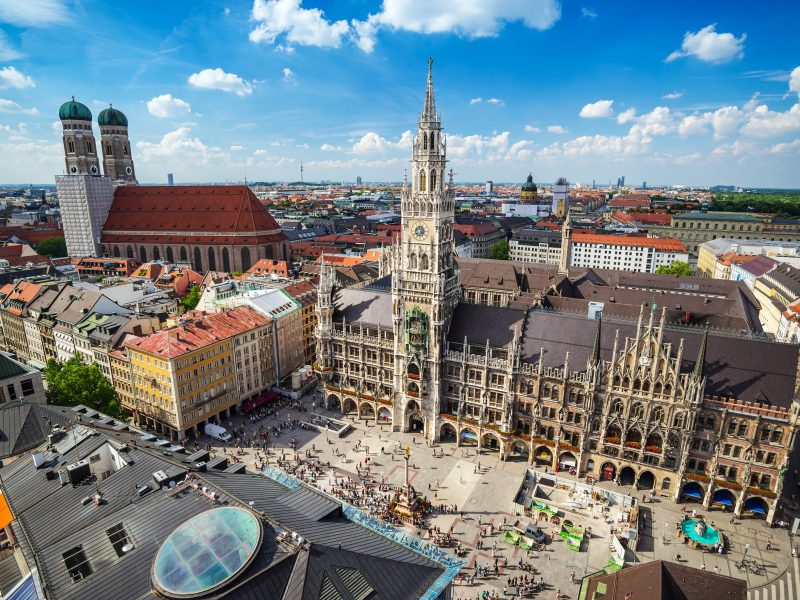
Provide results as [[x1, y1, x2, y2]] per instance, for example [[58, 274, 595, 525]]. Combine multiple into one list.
[[0, 0, 799, 186]]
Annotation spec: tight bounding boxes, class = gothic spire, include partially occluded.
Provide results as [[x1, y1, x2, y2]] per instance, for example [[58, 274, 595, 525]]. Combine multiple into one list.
[[591, 313, 602, 365], [420, 57, 438, 125], [692, 324, 709, 379]]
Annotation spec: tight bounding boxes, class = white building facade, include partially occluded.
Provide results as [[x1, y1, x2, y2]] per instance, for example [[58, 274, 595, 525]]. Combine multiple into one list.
[[570, 234, 688, 273]]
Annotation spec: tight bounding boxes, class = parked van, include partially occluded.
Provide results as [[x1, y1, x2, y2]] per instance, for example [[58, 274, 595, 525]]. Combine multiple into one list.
[[205, 423, 232, 443], [524, 524, 548, 544]]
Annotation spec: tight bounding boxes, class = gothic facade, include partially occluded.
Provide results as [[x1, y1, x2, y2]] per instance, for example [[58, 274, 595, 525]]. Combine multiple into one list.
[[314, 61, 800, 525]]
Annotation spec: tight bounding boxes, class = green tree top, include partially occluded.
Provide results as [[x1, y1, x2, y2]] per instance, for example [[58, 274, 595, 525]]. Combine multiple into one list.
[[181, 284, 201, 311], [37, 236, 67, 257], [489, 240, 510, 261], [43, 356, 125, 419], [655, 261, 693, 276]]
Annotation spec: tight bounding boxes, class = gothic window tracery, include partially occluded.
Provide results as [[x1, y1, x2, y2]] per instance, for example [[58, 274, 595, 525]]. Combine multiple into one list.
[[631, 403, 644, 419], [420, 171, 426, 191]]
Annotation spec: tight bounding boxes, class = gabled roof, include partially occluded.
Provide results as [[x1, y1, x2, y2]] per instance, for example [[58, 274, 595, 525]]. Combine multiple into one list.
[[0, 403, 73, 460]]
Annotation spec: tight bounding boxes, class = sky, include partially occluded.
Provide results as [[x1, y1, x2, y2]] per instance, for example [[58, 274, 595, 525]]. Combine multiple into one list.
[[0, 0, 799, 187]]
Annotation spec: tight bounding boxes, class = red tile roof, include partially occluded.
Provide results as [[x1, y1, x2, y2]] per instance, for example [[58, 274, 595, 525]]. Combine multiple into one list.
[[453, 222, 500, 236], [245, 258, 290, 278], [573, 232, 687, 252], [125, 306, 270, 359], [100, 185, 285, 246]]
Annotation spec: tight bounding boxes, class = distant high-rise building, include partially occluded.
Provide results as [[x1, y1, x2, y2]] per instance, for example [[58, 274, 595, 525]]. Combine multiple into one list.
[[56, 98, 115, 257], [485, 180, 494, 195], [300, 161, 304, 183], [620, 176, 625, 187], [167, 173, 174, 185], [643, 181, 647, 189], [592, 179, 596, 190], [356, 175, 362, 185]]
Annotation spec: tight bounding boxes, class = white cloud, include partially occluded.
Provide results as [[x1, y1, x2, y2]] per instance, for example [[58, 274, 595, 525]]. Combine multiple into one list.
[[0, 66, 34, 89], [188, 68, 253, 96], [0, 0, 68, 26], [709, 106, 745, 139], [678, 114, 709, 137], [368, 0, 561, 38], [580, 99, 614, 118], [674, 152, 703, 165], [282, 67, 294, 81], [524, 125, 541, 133], [249, 0, 350, 48], [768, 139, 800, 154], [250, 0, 561, 53], [351, 130, 412, 154], [275, 44, 295, 54], [224, 7, 231, 16], [581, 8, 597, 19], [790, 66, 800, 99], [230, 145, 245, 151], [711, 140, 753, 157], [0, 31, 22, 61], [666, 24, 745, 63], [616, 107, 637, 124], [0, 98, 37, 115], [136, 127, 216, 163], [470, 97, 482, 105], [547, 125, 566, 134], [662, 91, 683, 100], [633, 106, 675, 137], [486, 97, 504, 105], [51, 120, 62, 132], [320, 143, 340, 151], [741, 103, 800, 138], [146, 93, 191, 118]]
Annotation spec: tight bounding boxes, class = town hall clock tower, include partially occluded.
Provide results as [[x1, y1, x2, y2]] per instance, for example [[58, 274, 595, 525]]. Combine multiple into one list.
[[392, 58, 460, 440]]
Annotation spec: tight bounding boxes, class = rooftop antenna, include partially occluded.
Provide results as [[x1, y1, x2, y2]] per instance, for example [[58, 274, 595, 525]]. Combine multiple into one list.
[[300, 161, 304, 184]]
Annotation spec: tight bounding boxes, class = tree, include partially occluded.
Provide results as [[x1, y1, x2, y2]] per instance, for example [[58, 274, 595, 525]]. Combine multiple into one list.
[[43, 356, 125, 418], [181, 284, 201, 310], [489, 240, 510, 260], [655, 261, 693, 276], [37, 236, 67, 257]]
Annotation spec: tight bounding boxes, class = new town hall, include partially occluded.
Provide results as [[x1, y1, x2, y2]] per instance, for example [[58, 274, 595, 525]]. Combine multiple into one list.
[[315, 60, 800, 524]]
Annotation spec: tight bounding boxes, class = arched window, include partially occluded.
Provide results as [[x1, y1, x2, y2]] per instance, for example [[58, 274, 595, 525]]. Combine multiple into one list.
[[613, 375, 621, 387], [423, 132, 428, 150], [139, 246, 147, 263], [409, 253, 417, 269], [654, 381, 663, 394], [737, 421, 747, 437], [759, 425, 771, 442], [106, 144, 112, 156], [550, 386, 558, 400], [663, 384, 672, 395], [152, 246, 160, 261], [123, 145, 128, 156], [207, 247, 217, 272], [431, 170, 437, 191], [265, 244, 274, 259], [420, 254, 429, 270], [166, 246, 174, 263], [86, 140, 93, 153], [661, 477, 671, 491], [193, 247, 202, 272], [126, 245, 133, 259], [651, 407, 664, 424], [673, 412, 685, 428], [112, 245, 120, 257], [631, 403, 644, 419], [611, 400, 624, 415], [180, 246, 188, 262], [222, 247, 231, 272], [642, 380, 650, 392], [633, 379, 641, 391], [241, 247, 251, 271], [67, 140, 75, 153], [419, 170, 426, 191], [727, 419, 737, 435]]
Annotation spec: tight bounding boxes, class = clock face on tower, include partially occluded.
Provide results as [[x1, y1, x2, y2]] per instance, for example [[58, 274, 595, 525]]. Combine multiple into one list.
[[412, 222, 428, 241]]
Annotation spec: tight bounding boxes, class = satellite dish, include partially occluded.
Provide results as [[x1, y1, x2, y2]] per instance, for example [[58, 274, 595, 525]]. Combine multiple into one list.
[[121, 543, 134, 553]]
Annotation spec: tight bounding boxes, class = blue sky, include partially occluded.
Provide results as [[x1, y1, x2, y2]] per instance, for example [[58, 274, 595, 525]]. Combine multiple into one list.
[[0, 0, 799, 187]]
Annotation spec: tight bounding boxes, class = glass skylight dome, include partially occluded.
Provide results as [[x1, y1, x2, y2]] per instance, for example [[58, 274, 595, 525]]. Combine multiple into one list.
[[152, 506, 262, 598]]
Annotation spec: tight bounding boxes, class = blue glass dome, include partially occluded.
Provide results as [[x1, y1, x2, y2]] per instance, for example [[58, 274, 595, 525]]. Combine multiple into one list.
[[152, 506, 262, 598]]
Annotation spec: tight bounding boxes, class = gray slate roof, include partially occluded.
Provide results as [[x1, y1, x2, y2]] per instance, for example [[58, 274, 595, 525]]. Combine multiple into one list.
[[332, 287, 393, 328], [0, 403, 74, 460]]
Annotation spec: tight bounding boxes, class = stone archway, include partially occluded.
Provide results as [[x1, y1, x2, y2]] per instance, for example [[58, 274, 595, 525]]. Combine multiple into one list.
[[342, 397, 357, 415], [600, 462, 616, 481], [440, 422, 457, 442], [377, 406, 392, 423], [533, 445, 553, 467], [619, 466, 636, 486], [637, 470, 656, 490], [558, 452, 578, 472], [481, 432, 500, 452], [712, 489, 736, 511], [681, 481, 704, 502], [743, 496, 769, 519], [326, 393, 340, 410], [407, 412, 425, 434], [509, 441, 530, 461], [459, 427, 478, 446], [358, 402, 375, 420]]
